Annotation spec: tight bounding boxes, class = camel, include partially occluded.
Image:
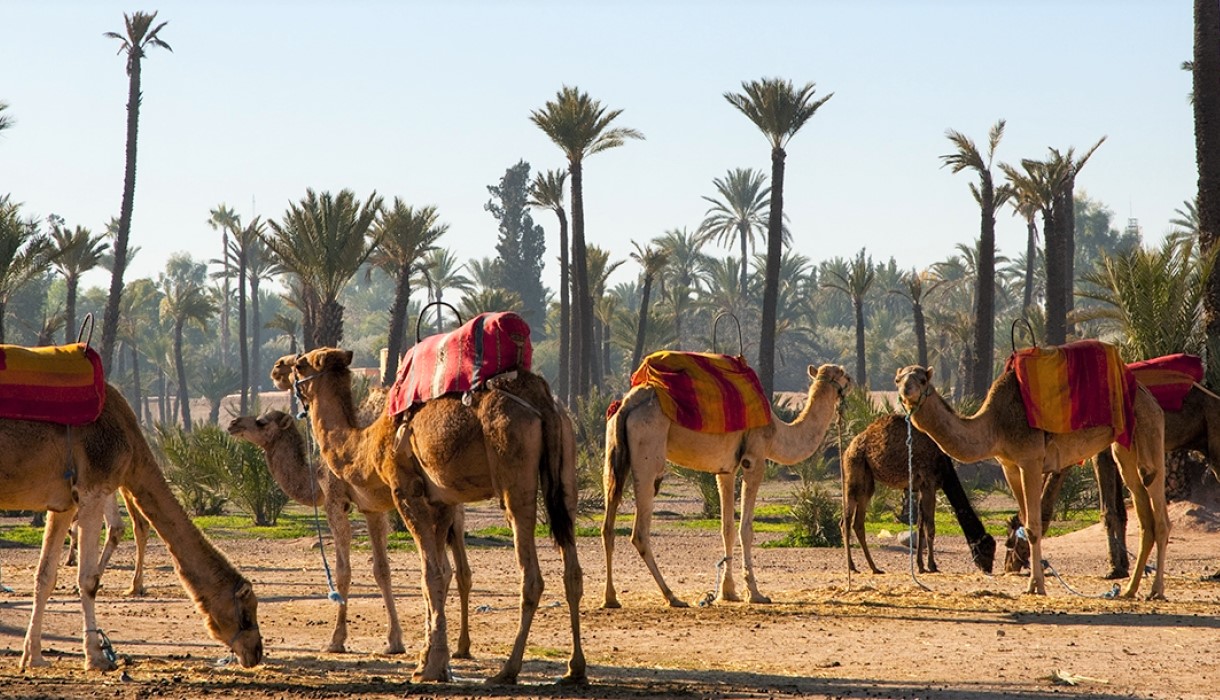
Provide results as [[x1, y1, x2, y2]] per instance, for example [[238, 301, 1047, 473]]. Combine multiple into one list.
[[894, 364, 1170, 598], [1, 383, 262, 670], [602, 363, 850, 608], [227, 409, 472, 657], [842, 414, 996, 575], [272, 349, 584, 684], [64, 489, 149, 596], [1007, 384, 1220, 577]]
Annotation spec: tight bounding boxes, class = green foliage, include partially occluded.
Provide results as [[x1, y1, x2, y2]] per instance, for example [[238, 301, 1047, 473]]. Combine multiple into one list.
[[157, 424, 230, 517], [765, 484, 842, 548], [1053, 467, 1098, 521], [485, 160, 547, 328], [157, 423, 289, 525], [673, 467, 725, 519]]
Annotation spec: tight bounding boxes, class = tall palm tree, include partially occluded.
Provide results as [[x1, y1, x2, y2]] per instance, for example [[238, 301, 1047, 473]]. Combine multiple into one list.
[[697, 167, 772, 295], [48, 221, 108, 343], [371, 200, 446, 385], [530, 86, 643, 392], [226, 217, 265, 414], [629, 241, 668, 369], [889, 268, 944, 369], [262, 189, 383, 348], [527, 169, 572, 402], [100, 11, 171, 373], [1171, 197, 1201, 241], [0, 198, 54, 343], [158, 255, 216, 432], [117, 277, 161, 425], [265, 311, 300, 416], [244, 234, 280, 400], [207, 204, 240, 364], [586, 245, 624, 383], [1005, 173, 1043, 313], [1194, 0, 1220, 385], [725, 77, 832, 395], [822, 248, 875, 389], [1049, 138, 1106, 338], [1001, 157, 1063, 339], [941, 120, 1011, 399], [654, 227, 707, 349]]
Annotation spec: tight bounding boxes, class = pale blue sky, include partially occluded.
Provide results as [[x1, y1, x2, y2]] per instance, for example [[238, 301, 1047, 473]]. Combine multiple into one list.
[[0, 1, 1197, 295]]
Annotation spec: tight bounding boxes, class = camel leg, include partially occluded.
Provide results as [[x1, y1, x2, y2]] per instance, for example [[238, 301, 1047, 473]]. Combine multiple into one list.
[[919, 485, 938, 574], [72, 497, 115, 671], [488, 491, 542, 685], [446, 509, 472, 659], [392, 470, 452, 683], [715, 471, 741, 603], [95, 497, 125, 587], [600, 465, 625, 609], [629, 465, 686, 607], [1094, 452, 1130, 579], [366, 510, 406, 655], [1113, 446, 1169, 599], [121, 490, 148, 596], [324, 489, 353, 654], [737, 465, 770, 604], [1009, 462, 1048, 595], [845, 471, 882, 574], [21, 508, 75, 669]]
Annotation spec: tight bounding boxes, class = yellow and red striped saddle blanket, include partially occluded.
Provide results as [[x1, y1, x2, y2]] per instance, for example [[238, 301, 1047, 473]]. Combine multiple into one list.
[[625, 351, 772, 434], [1004, 339, 1136, 448], [386, 311, 532, 417], [1128, 353, 1203, 413], [0, 343, 106, 425]]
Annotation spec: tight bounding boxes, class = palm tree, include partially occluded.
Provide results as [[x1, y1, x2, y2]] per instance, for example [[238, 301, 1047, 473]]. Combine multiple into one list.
[[940, 120, 1011, 399], [415, 248, 473, 334], [100, 11, 171, 373], [48, 221, 109, 342], [265, 311, 300, 417], [460, 288, 523, 320], [527, 169, 571, 402], [197, 362, 241, 424], [654, 228, 708, 349], [0, 102, 13, 133], [117, 277, 161, 425], [822, 248, 875, 389], [725, 77, 832, 395], [1049, 138, 1106, 337], [1194, 0, 1220, 385], [244, 234, 280, 400], [158, 255, 216, 432], [371, 200, 446, 385], [889, 268, 944, 368], [262, 189, 383, 348], [697, 168, 771, 295], [1005, 173, 1043, 313], [586, 245, 624, 383], [1171, 197, 1201, 240], [530, 85, 643, 392], [207, 204, 240, 364], [629, 241, 668, 369], [227, 217, 265, 414], [0, 198, 54, 343]]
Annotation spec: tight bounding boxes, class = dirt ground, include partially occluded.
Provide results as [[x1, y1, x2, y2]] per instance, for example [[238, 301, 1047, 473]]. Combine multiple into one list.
[[2, 492, 1219, 700]]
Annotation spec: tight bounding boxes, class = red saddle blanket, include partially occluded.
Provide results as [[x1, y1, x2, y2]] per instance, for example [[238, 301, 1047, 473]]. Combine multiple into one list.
[[0, 343, 106, 425], [386, 311, 532, 417], [624, 351, 772, 434], [1128, 353, 1204, 413], [1005, 339, 1136, 448]]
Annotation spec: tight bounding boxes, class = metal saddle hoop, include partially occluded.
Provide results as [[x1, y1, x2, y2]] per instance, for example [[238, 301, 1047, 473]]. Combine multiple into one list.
[[416, 300, 463, 342], [712, 311, 744, 357]]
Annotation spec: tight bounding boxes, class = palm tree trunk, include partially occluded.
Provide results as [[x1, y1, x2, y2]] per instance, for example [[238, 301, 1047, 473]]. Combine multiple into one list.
[[0, 300, 7, 343], [383, 263, 413, 386], [238, 253, 249, 415], [220, 231, 230, 365], [631, 275, 654, 369], [555, 208, 571, 404], [853, 297, 867, 389], [130, 344, 144, 427], [1196, 0, 1220, 385], [913, 301, 928, 368], [101, 53, 142, 373], [250, 277, 262, 401], [65, 276, 78, 345], [1023, 218, 1037, 311], [1044, 206, 1066, 345], [1061, 182, 1077, 338], [739, 224, 749, 296], [971, 192, 997, 399], [174, 321, 191, 432], [570, 161, 593, 395], [758, 146, 786, 396], [319, 297, 345, 348]]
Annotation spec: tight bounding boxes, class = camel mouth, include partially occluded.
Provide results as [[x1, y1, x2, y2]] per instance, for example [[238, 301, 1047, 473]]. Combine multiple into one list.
[[234, 633, 264, 667]]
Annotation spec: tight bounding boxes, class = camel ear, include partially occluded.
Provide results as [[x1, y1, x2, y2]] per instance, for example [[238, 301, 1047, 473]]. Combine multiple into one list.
[[925, 366, 934, 381], [343, 350, 354, 367], [807, 365, 817, 380], [275, 412, 294, 430]]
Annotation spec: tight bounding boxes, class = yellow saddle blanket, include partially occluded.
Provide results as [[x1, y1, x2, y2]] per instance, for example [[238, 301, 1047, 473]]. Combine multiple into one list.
[[628, 351, 772, 434], [0, 343, 106, 425]]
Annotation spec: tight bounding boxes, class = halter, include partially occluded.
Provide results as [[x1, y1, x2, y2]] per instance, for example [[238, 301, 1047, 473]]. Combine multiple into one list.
[[292, 372, 318, 419], [815, 373, 849, 400], [895, 367, 934, 416]]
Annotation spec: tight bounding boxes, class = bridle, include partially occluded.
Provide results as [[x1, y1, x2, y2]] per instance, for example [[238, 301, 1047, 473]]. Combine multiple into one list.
[[895, 367, 934, 416]]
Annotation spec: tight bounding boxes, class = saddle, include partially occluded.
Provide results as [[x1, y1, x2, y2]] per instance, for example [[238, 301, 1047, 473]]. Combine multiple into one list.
[[386, 311, 532, 417], [1128, 353, 1203, 413], [0, 342, 106, 425], [624, 350, 772, 434]]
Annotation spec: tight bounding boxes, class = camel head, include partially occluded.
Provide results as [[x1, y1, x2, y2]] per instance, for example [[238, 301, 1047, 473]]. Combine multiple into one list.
[[894, 365, 936, 414], [270, 354, 297, 391], [203, 580, 263, 667], [227, 411, 295, 449], [1003, 514, 1031, 572], [275, 348, 354, 405], [810, 364, 851, 397]]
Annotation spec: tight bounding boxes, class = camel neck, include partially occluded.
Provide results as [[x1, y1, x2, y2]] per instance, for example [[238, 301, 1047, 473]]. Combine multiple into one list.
[[767, 381, 839, 464], [264, 428, 321, 506], [909, 392, 996, 464]]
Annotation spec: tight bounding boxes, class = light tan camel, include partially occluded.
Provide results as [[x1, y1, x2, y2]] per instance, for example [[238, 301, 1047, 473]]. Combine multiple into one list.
[[842, 414, 996, 575], [2, 383, 262, 670], [602, 363, 850, 608], [272, 349, 584, 684], [894, 365, 1170, 598], [227, 409, 473, 657], [64, 489, 149, 596]]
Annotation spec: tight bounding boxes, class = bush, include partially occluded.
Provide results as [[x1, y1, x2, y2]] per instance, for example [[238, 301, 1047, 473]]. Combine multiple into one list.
[[769, 483, 842, 548], [570, 385, 614, 513], [157, 424, 229, 517], [157, 423, 289, 525]]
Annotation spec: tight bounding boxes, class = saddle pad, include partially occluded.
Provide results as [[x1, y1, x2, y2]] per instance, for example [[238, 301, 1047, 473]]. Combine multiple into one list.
[[1004, 339, 1135, 448], [0, 343, 106, 425], [1128, 353, 1203, 413], [628, 351, 772, 434], [387, 311, 532, 417]]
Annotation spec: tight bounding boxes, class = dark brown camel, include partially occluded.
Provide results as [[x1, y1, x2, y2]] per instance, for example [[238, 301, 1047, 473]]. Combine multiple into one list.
[[843, 414, 996, 575]]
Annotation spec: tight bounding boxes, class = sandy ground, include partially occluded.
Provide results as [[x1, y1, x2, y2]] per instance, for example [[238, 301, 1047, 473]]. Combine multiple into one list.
[[1, 493, 1219, 700]]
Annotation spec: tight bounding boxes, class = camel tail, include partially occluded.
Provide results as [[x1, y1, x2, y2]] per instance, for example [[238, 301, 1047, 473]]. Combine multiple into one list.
[[539, 388, 575, 551], [937, 455, 996, 574], [604, 390, 637, 506]]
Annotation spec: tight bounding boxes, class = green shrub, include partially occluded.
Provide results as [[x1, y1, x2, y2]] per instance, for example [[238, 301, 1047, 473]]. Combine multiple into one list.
[[571, 386, 614, 513], [768, 484, 843, 548], [157, 424, 229, 517], [157, 423, 289, 525]]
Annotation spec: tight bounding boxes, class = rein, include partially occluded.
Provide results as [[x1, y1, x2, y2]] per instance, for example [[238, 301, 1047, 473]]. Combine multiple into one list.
[[287, 365, 344, 605]]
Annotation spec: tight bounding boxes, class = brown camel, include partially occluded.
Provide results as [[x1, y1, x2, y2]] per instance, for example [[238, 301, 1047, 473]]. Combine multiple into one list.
[[273, 349, 584, 684], [3, 383, 262, 670], [227, 409, 473, 657], [842, 414, 996, 575], [64, 489, 149, 596], [602, 363, 850, 608], [1007, 384, 1220, 577], [894, 365, 1169, 598]]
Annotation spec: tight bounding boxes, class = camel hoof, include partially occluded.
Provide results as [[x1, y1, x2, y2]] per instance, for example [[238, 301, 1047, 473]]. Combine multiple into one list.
[[717, 591, 742, 603], [601, 599, 621, 610], [87, 657, 118, 673], [22, 655, 49, 669], [125, 587, 146, 597], [382, 642, 405, 656], [926, 564, 939, 574], [870, 568, 885, 575], [322, 643, 347, 654], [666, 597, 690, 608], [412, 667, 454, 683], [485, 671, 518, 686], [748, 593, 771, 604], [557, 671, 589, 687]]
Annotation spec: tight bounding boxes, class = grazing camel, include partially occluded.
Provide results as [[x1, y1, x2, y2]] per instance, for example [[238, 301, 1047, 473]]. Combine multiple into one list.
[[603, 363, 850, 608], [227, 409, 473, 657], [894, 364, 1169, 598], [842, 414, 996, 575], [3, 383, 262, 670], [273, 349, 584, 684], [64, 489, 149, 596], [1007, 384, 1220, 577]]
